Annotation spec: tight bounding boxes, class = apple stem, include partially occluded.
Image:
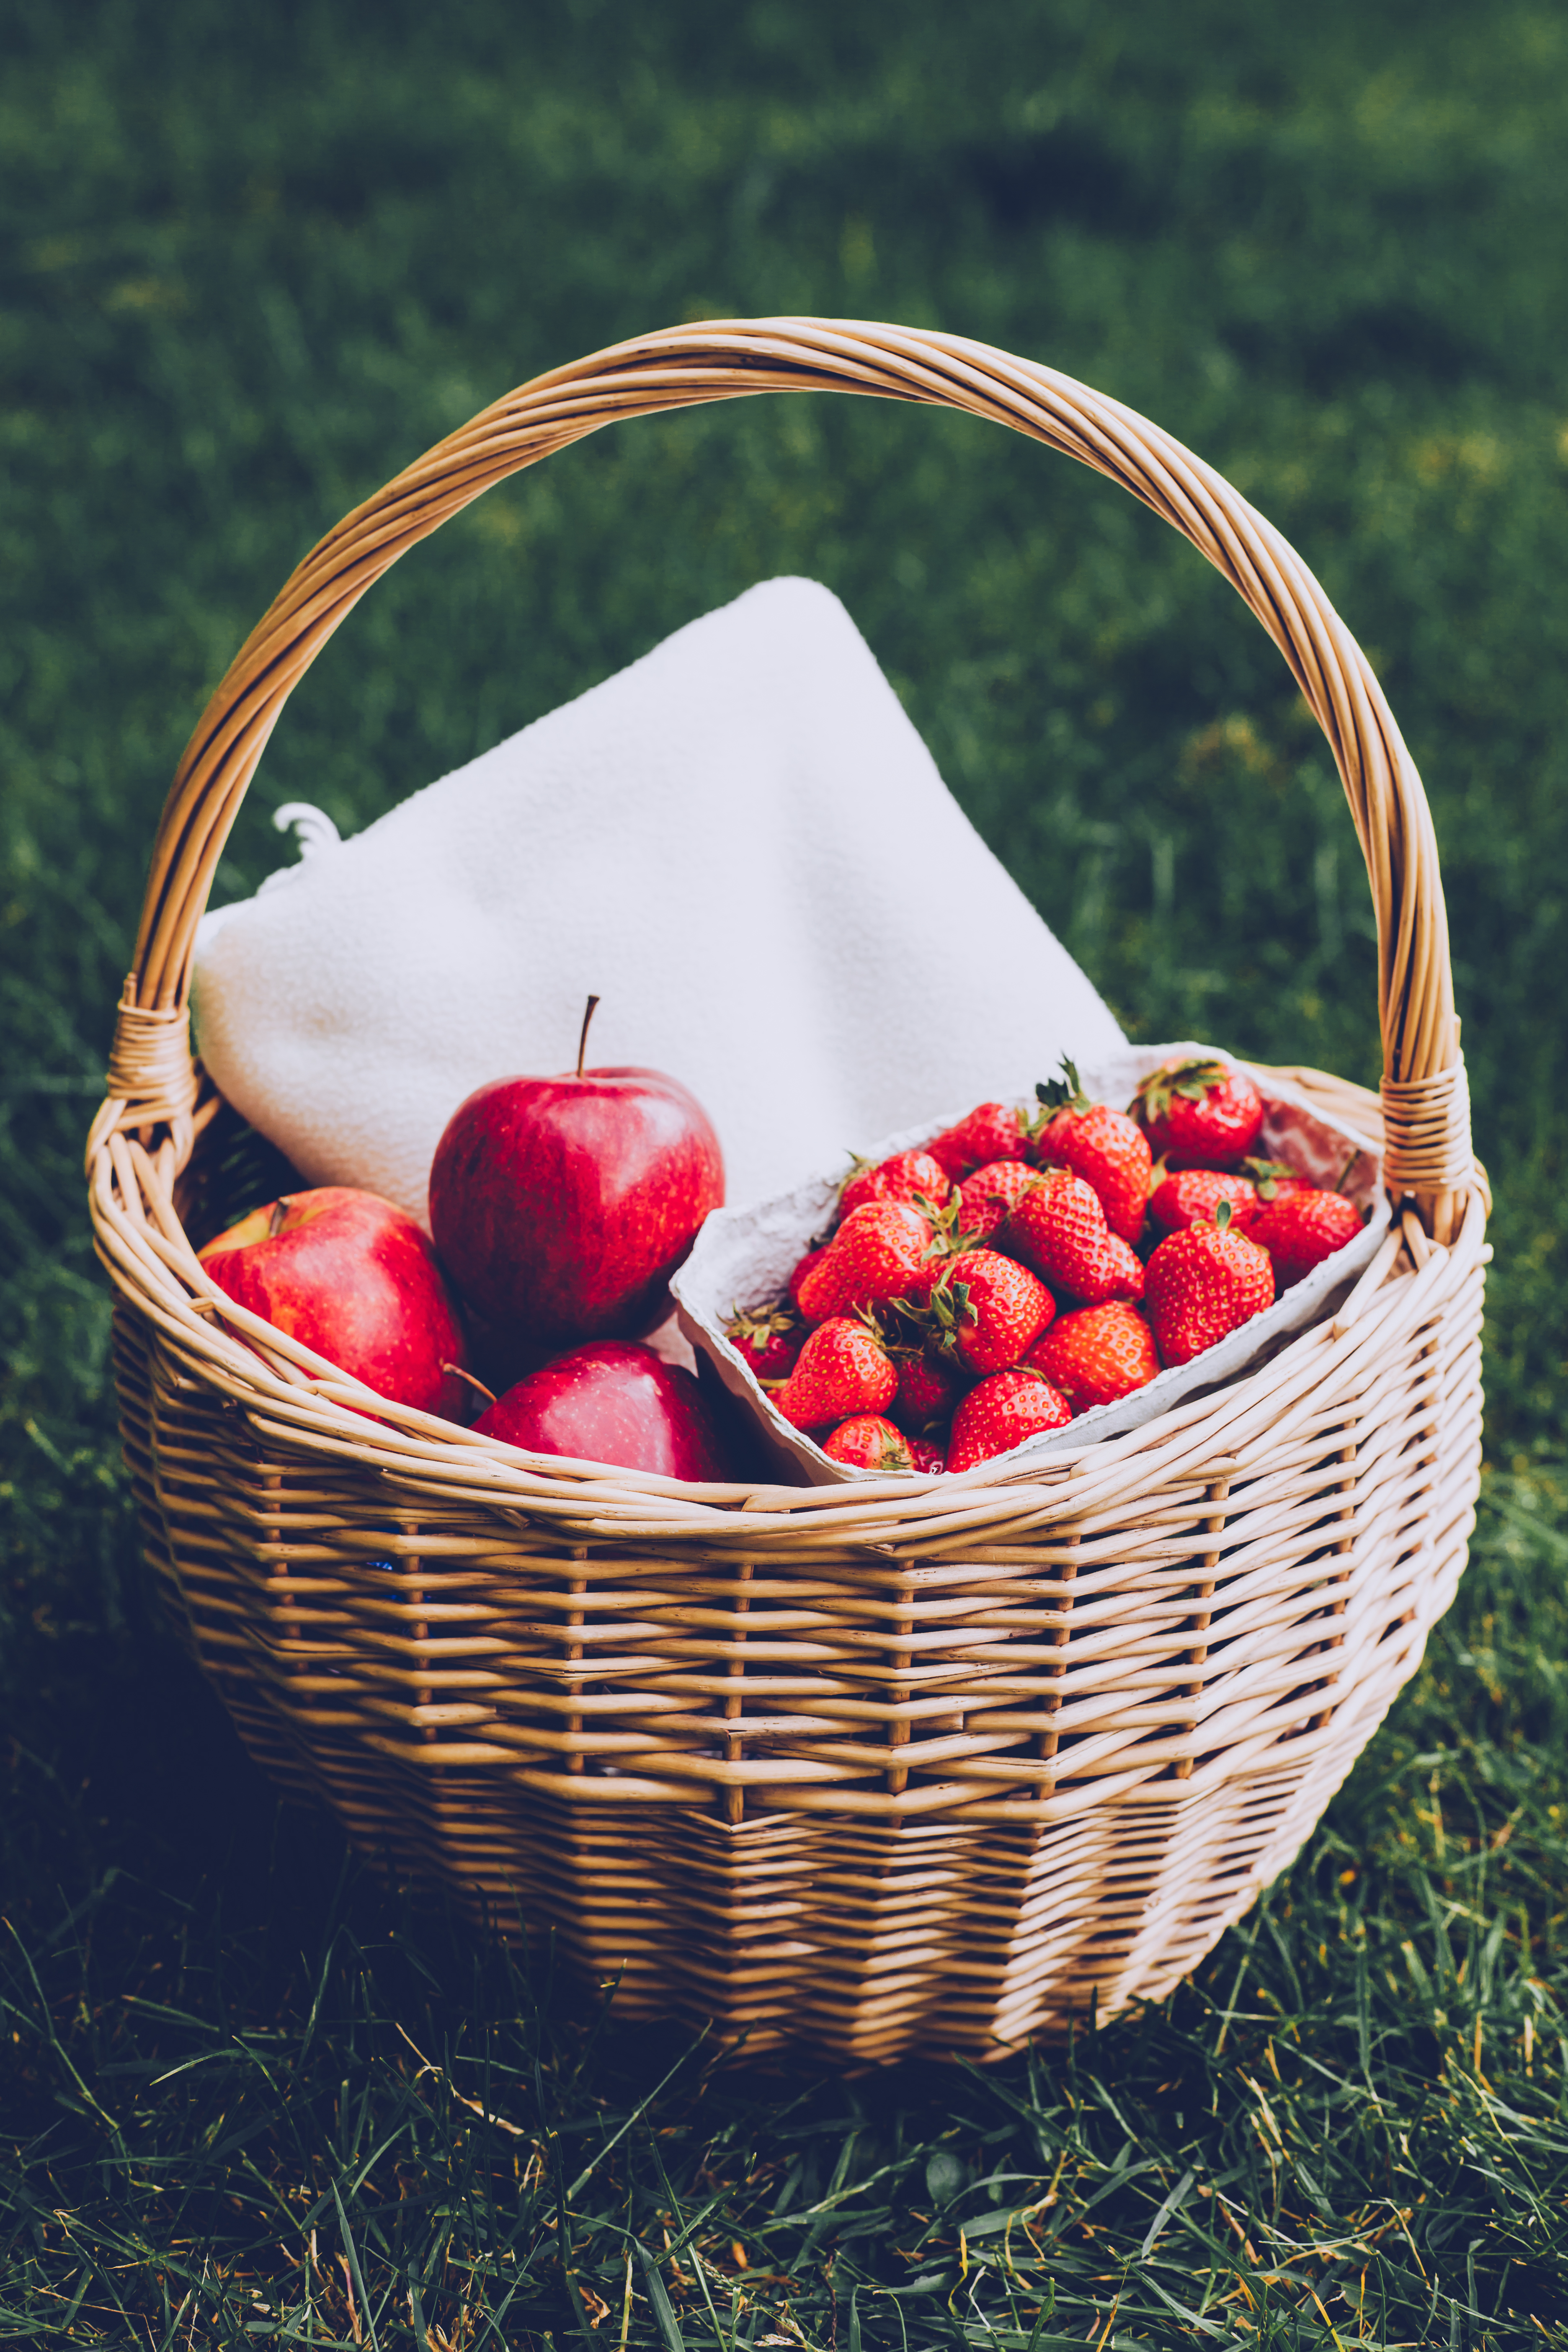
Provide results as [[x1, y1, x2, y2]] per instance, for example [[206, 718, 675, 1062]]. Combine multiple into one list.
[[443, 1363, 497, 1407], [268, 1198, 290, 1238], [576, 994, 601, 1080]]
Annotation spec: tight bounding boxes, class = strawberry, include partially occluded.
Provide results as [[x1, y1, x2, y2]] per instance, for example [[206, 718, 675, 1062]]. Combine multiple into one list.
[[948, 1368, 1072, 1472], [1096, 1234, 1147, 1297], [770, 1317, 898, 1429], [839, 1148, 952, 1221], [1248, 1188, 1364, 1286], [919, 1250, 1054, 1376], [1144, 1202, 1275, 1368], [795, 1202, 936, 1322], [1130, 1057, 1264, 1163], [822, 1415, 915, 1471], [999, 1171, 1145, 1305], [786, 1245, 830, 1311], [956, 1159, 1041, 1243], [1149, 1168, 1259, 1234], [890, 1347, 963, 1432], [1031, 1060, 1153, 1243], [724, 1302, 804, 1384], [1023, 1302, 1161, 1413], [908, 1434, 949, 1475], [925, 1101, 1032, 1182]]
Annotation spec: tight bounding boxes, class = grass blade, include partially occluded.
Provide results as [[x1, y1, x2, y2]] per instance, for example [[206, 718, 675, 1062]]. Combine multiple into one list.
[[331, 2178, 380, 2352], [639, 2245, 688, 2352]]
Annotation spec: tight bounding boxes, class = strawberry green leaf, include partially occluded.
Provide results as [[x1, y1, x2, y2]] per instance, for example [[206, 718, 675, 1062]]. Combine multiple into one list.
[[1034, 1057, 1088, 1116]]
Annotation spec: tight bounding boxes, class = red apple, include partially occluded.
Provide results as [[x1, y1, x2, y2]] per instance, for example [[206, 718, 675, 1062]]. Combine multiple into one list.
[[428, 999, 725, 1346], [474, 1341, 737, 1480], [198, 1186, 469, 1418]]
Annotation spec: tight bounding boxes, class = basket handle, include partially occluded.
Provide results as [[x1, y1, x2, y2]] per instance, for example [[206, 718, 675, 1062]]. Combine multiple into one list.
[[101, 317, 1474, 1238]]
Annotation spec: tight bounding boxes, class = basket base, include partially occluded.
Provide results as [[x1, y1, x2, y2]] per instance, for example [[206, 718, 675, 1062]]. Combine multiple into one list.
[[181, 1543, 1471, 2068]]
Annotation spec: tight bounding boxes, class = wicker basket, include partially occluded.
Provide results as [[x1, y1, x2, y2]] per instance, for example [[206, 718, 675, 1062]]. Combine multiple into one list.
[[90, 320, 1487, 2063]]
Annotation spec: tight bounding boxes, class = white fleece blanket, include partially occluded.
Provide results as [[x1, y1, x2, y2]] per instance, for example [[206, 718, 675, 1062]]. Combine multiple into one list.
[[192, 577, 1125, 1224]]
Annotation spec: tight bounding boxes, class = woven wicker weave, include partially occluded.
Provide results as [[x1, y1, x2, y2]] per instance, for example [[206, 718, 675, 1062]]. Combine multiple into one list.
[[91, 321, 1486, 2062]]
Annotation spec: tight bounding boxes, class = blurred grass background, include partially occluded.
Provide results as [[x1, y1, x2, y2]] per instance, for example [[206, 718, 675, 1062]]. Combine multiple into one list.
[[5, 1, 1568, 2343]]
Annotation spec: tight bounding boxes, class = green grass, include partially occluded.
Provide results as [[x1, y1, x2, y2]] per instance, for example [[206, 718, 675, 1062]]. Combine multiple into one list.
[[5, 0, 1568, 2341]]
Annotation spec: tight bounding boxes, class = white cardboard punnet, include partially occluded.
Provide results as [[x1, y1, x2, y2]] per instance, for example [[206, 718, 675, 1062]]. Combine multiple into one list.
[[672, 1044, 1387, 1484]]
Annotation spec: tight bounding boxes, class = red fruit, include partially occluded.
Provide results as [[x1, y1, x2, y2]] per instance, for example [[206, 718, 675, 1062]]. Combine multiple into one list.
[[1031, 1061, 1153, 1244], [948, 1369, 1072, 1472], [1130, 1057, 1264, 1164], [474, 1341, 736, 1480], [920, 1250, 1055, 1375], [770, 1317, 898, 1429], [1023, 1302, 1161, 1413], [725, 1302, 803, 1384], [1144, 1208, 1275, 1368], [1248, 1189, 1364, 1286], [1149, 1169, 1259, 1234], [956, 1159, 1042, 1243], [786, 1245, 830, 1310], [1000, 1172, 1145, 1306], [840, 1149, 952, 1221], [199, 1187, 469, 1419], [1086, 1232, 1146, 1302], [822, 1415, 915, 1470], [925, 1102, 1032, 1182], [891, 1349, 963, 1431], [428, 1004, 724, 1345], [796, 1202, 936, 1321], [908, 1434, 948, 1475]]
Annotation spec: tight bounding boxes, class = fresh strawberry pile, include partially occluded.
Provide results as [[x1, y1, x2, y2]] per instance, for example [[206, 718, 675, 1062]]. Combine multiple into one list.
[[723, 1057, 1367, 1476]]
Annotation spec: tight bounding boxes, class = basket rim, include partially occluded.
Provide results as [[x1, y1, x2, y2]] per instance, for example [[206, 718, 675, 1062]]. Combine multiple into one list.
[[95, 1054, 1487, 1546]]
